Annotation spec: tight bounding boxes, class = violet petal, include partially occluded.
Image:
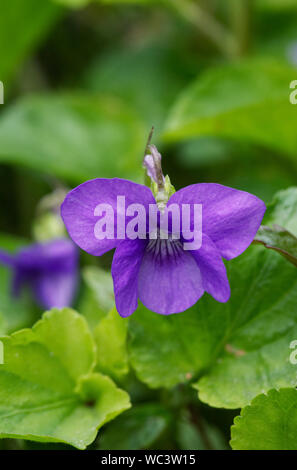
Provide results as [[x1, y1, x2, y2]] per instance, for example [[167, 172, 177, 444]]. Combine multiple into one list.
[[112, 238, 147, 318], [190, 233, 230, 303], [138, 238, 204, 314], [61, 178, 155, 256], [168, 183, 266, 260]]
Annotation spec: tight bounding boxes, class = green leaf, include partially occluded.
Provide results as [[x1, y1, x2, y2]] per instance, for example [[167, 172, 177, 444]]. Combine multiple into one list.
[[100, 0, 156, 3], [255, 8, 297, 62], [129, 303, 205, 390], [78, 288, 107, 333], [0, 308, 130, 449], [163, 60, 297, 158], [85, 42, 192, 129], [0, 313, 5, 336], [79, 266, 115, 330], [0, 233, 37, 334], [83, 266, 114, 316], [0, 0, 61, 83], [231, 388, 297, 450], [174, 138, 295, 203], [53, 0, 89, 6], [263, 187, 297, 235], [98, 403, 171, 450], [52, 0, 155, 7], [254, 188, 297, 266], [129, 244, 297, 408], [195, 246, 297, 409], [257, 0, 297, 10], [94, 307, 129, 380], [0, 93, 146, 183], [254, 224, 297, 267]]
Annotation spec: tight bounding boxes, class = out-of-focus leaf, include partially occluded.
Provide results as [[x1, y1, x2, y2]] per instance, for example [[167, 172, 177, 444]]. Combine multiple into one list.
[[78, 288, 107, 332], [0, 0, 61, 83], [254, 187, 297, 266], [254, 224, 297, 267], [231, 389, 297, 450], [171, 137, 295, 203], [0, 94, 146, 183], [177, 409, 227, 450], [263, 187, 297, 234], [255, 10, 297, 64], [79, 266, 114, 330], [175, 137, 233, 168], [0, 308, 130, 449], [53, 0, 89, 6], [54, 0, 297, 9], [53, 0, 156, 6], [80, 266, 127, 382], [100, 0, 157, 3], [163, 61, 297, 159], [85, 43, 193, 129], [98, 403, 171, 450], [0, 312, 5, 336], [257, 0, 297, 10], [129, 243, 297, 408], [0, 234, 36, 334], [94, 307, 129, 380], [83, 267, 114, 315]]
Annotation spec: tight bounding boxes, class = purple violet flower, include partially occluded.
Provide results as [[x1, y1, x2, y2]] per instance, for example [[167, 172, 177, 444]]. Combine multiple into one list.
[[61, 146, 265, 317], [0, 238, 78, 309]]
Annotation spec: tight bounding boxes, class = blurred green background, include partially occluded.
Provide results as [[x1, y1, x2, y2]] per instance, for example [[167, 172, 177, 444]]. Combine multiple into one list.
[[0, 0, 297, 450]]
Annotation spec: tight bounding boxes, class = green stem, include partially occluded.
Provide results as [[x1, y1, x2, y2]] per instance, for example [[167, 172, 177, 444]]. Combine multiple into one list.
[[229, 0, 253, 56], [168, 0, 238, 58]]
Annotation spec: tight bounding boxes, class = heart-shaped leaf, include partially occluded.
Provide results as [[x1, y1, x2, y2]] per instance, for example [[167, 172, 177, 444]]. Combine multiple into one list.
[[231, 388, 297, 450], [0, 308, 130, 449], [129, 243, 297, 408]]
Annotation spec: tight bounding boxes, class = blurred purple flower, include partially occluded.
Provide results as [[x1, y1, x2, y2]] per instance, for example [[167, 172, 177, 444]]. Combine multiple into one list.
[[0, 238, 78, 309], [61, 178, 265, 317]]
